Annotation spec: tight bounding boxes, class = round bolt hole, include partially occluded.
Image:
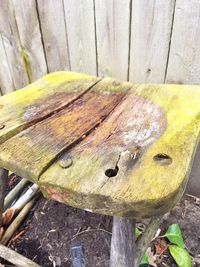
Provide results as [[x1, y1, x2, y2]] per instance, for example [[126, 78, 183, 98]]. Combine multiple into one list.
[[105, 166, 119, 177], [153, 153, 172, 165], [0, 124, 5, 130]]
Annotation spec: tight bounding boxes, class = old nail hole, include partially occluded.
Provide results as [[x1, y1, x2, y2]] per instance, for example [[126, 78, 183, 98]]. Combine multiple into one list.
[[105, 166, 119, 177], [0, 124, 5, 130], [153, 153, 172, 165]]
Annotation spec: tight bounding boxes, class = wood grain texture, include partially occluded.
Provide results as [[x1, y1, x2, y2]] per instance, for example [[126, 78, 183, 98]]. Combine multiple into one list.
[[0, 73, 200, 218], [0, 34, 14, 94], [129, 0, 175, 83], [63, 0, 97, 75], [0, 71, 98, 144], [0, 0, 29, 89], [95, 0, 131, 80], [0, 78, 131, 181], [166, 0, 200, 84], [39, 83, 200, 218], [0, 243, 41, 267], [12, 0, 47, 82], [37, 0, 70, 72]]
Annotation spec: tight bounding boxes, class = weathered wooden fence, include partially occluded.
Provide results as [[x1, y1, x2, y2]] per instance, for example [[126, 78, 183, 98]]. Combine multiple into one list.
[[0, 0, 199, 195]]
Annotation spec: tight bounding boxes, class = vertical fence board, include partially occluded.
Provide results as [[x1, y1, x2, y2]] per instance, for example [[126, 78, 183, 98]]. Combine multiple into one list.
[[129, 0, 175, 83], [166, 0, 200, 84], [37, 0, 70, 72], [12, 0, 47, 82], [63, 0, 97, 75], [0, 35, 14, 94], [95, 0, 131, 80], [0, 0, 29, 89]]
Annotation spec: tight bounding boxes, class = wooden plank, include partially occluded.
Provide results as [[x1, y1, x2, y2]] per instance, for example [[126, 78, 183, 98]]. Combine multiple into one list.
[[166, 0, 200, 84], [0, 78, 131, 181], [0, 71, 98, 144], [129, 0, 175, 83], [37, 0, 70, 72], [39, 83, 200, 218], [12, 0, 47, 82], [0, 34, 15, 94], [95, 0, 130, 80], [0, 0, 29, 89], [63, 0, 97, 75], [0, 243, 41, 267]]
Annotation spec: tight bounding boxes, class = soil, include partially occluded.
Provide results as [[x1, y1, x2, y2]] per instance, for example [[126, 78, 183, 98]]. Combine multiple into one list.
[[1, 176, 200, 267]]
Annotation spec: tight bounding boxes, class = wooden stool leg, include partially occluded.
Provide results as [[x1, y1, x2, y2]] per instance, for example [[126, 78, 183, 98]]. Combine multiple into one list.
[[110, 217, 136, 267], [0, 168, 8, 227]]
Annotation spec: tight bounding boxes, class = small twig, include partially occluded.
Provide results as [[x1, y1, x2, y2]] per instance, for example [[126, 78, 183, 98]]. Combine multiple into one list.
[[4, 178, 30, 210], [10, 229, 26, 242], [161, 262, 170, 267], [182, 199, 188, 219], [71, 228, 112, 240], [0, 168, 8, 227], [2, 184, 39, 225], [1, 193, 39, 245]]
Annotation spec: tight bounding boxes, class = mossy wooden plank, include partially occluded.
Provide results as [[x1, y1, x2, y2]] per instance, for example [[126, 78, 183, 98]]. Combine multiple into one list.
[[0, 71, 99, 144], [0, 78, 132, 181], [38, 83, 200, 219]]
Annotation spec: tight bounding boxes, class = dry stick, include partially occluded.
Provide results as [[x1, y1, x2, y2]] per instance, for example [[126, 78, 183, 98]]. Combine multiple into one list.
[[135, 216, 162, 266], [0, 243, 41, 267], [0, 168, 8, 227], [2, 184, 39, 225], [4, 178, 30, 210], [1, 194, 39, 245]]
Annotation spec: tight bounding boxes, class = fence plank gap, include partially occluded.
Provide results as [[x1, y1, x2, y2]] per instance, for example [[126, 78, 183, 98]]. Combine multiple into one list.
[[37, 0, 70, 72]]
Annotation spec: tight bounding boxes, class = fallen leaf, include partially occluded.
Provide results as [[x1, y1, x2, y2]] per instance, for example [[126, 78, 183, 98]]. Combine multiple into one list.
[[2, 208, 18, 225], [154, 239, 168, 255]]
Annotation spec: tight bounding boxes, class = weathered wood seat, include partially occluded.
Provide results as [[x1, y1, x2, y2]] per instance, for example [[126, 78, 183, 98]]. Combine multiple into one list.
[[0, 71, 199, 218], [0, 71, 199, 266]]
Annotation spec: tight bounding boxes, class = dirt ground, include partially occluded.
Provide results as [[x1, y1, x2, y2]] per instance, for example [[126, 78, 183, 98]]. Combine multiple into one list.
[[1, 176, 200, 267]]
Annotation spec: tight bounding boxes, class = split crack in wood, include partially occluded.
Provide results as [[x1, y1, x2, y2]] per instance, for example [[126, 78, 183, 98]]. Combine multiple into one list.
[[37, 90, 129, 180]]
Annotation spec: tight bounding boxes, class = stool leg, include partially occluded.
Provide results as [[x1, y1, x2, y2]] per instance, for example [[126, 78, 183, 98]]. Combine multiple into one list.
[[110, 217, 136, 267], [0, 168, 8, 227]]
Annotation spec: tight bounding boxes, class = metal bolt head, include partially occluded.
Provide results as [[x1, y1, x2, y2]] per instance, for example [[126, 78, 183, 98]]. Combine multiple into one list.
[[58, 157, 73, 168]]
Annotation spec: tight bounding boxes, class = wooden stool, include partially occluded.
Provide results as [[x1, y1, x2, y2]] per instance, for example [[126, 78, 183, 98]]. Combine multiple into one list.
[[0, 72, 199, 266]]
